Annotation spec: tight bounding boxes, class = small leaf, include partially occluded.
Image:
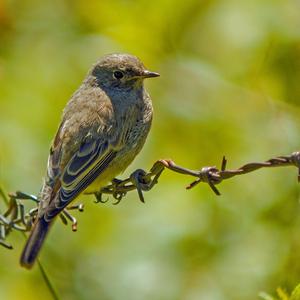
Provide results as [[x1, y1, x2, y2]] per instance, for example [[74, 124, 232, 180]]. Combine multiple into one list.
[[258, 291, 276, 300], [276, 287, 289, 300], [290, 283, 300, 300]]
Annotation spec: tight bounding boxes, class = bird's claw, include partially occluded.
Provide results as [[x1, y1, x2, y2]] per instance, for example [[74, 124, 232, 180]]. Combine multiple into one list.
[[94, 192, 109, 203], [96, 168, 160, 204]]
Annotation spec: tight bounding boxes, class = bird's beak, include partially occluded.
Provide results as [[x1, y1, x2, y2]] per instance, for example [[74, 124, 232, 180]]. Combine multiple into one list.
[[141, 70, 160, 78]]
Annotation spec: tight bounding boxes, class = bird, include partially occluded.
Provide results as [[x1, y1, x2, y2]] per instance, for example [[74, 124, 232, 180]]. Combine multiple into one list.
[[20, 53, 160, 269]]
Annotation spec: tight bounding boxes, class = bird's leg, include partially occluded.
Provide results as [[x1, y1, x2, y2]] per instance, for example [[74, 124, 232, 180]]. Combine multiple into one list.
[[95, 173, 150, 204], [94, 161, 165, 204], [102, 177, 138, 204]]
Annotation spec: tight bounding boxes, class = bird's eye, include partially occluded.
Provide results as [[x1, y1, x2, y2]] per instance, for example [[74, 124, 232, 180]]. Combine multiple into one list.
[[113, 70, 124, 79]]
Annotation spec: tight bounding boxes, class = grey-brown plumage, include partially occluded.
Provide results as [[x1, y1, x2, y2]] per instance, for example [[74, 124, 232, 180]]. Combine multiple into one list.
[[20, 54, 159, 269]]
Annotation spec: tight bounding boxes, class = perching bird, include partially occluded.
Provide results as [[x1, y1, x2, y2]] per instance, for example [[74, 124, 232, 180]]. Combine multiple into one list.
[[20, 54, 159, 269]]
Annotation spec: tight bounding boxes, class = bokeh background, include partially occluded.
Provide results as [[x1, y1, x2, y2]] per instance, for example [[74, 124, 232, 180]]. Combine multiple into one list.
[[1, 0, 300, 299]]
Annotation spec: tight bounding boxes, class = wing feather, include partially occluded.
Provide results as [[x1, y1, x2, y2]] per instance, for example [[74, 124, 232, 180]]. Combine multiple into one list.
[[39, 88, 121, 221], [44, 135, 117, 221]]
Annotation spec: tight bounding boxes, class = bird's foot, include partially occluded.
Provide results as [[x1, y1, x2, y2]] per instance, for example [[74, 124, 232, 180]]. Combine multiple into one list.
[[92, 158, 225, 206], [95, 165, 164, 204]]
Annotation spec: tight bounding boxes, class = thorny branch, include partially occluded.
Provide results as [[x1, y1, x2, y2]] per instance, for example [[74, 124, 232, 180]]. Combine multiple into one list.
[[1, 151, 300, 249]]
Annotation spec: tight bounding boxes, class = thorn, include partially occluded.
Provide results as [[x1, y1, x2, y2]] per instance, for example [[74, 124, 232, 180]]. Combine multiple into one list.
[[186, 179, 201, 190], [59, 213, 68, 225], [0, 240, 13, 250], [78, 204, 84, 212], [62, 210, 78, 232], [208, 182, 221, 196], [72, 223, 77, 232], [67, 203, 85, 211], [221, 156, 227, 171], [136, 187, 145, 203]]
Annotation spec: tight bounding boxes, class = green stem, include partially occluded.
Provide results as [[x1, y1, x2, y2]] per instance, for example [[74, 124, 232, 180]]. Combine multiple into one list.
[[0, 186, 60, 300], [37, 260, 60, 300], [0, 186, 9, 205]]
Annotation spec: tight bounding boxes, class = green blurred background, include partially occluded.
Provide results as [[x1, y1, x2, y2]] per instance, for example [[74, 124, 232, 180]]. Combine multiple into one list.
[[1, 0, 300, 299]]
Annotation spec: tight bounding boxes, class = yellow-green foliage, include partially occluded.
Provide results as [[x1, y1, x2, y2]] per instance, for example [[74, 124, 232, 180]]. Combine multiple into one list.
[[1, 1, 300, 299], [291, 283, 300, 300], [260, 284, 300, 300]]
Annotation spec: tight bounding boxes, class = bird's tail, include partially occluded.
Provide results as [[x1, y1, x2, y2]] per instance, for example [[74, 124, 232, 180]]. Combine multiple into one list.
[[20, 217, 51, 269]]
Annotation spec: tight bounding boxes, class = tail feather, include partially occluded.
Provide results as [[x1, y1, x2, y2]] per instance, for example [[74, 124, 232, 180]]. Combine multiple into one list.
[[20, 218, 51, 269]]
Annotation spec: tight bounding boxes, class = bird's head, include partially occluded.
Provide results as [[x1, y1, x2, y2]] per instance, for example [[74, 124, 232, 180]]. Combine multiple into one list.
[[89, 53, 159, 90]]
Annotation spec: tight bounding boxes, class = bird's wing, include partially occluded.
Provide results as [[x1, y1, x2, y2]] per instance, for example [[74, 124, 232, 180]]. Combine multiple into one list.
[[40, 100, 127, 221], [43, 132, 118, 221]]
